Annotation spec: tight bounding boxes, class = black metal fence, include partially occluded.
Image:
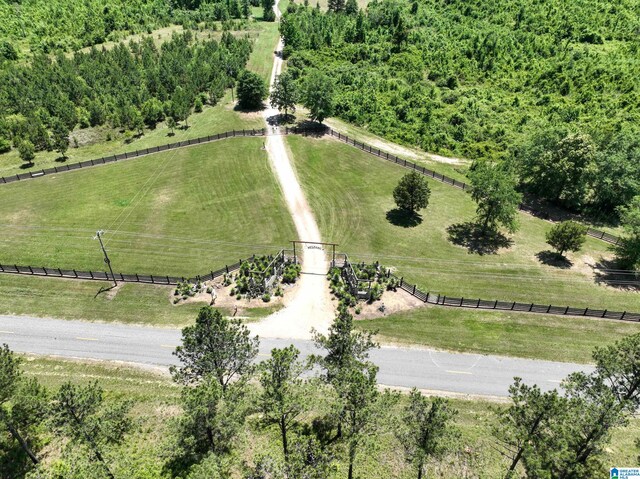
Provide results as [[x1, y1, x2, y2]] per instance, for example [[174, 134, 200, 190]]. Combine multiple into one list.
[[1, 256, 639, 322], [0, 129, 268, 186], [393, 275, 640, 322], [0, 124, 623, 247], [0, 260, 245, 286]]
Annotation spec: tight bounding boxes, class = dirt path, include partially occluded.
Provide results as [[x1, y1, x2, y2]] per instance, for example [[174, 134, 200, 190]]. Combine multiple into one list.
[[250, 2, 335, 339]]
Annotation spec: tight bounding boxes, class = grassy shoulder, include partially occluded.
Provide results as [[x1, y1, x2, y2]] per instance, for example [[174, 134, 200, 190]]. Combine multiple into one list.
[[16, 356, 640, 477], [286, 135, 640, 312], [0, 275, 280, 326], [324, 116, 471, 182], [0, 138, 296, 277], [358, 304, 640, 364]]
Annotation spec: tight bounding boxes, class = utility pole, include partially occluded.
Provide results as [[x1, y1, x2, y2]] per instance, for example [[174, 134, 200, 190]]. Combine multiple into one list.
[[94, 230, 117, 287]]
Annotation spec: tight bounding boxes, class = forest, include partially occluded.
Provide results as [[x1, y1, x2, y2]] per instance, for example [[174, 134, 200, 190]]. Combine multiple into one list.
[[0, 0, 259, 55], [280, 0, 640, 217], [0, 31, 252, 159]]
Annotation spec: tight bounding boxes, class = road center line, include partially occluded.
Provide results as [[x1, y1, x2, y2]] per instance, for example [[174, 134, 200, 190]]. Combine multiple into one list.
[[160, 344, 177, 349], [0, 330, 15, 334], [75, 337, 99, 341], [547, 379, 562, 384], [446, 370, 473, 375]]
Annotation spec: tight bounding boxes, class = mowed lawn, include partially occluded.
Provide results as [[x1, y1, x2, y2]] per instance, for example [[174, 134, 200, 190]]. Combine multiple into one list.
[[361, 306, 640, 364], [286, 135, 640, 313], [0, 275, 278, 326], [0, 138, 295, 277]]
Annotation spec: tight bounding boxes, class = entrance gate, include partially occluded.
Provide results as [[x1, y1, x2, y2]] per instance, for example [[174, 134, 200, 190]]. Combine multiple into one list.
[[290, 240, 339, 275]]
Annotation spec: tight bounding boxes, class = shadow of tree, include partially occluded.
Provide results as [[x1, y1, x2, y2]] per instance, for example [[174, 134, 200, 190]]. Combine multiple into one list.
[[19, 162, 34, 170], [592, 258, 640, 290], [386, 208, 423, 228], [536, 250, 572, 269], [233, 102, 265, 113], [446, 222, 513, 255], [54, 156, 68, 163], [266, 113, 296, 126]]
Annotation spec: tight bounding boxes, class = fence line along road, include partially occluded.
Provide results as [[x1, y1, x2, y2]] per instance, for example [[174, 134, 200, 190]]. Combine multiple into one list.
[[391, 274, 640, 323], [0, 124, 622, 246], [1, 257, 639, 323]]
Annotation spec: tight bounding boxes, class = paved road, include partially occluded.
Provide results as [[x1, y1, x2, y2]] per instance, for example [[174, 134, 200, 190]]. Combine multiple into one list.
[[0, 316, 591, 398]]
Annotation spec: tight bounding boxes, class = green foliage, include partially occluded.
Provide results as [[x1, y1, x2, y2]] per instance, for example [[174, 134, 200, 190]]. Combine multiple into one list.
[[0, 344, 47, 476], [0, 0, 249, 54], [258, 346, 309, 460], [171, 306, 259, 390], [496, 333, 640, 477], [0, 33, 251, 148], [281, 262, 301, 284], [345, 0, 358, 15], [519, 132, 597, 211], [270, 71, 298, 117], [141, 98, 165, 128], [0, 40, 17, 61], [18, 140, 35, 164], [545, 221, 588, 256], [262, 0, 276, 21], [393, 171, 431, 214], [312, 307, 379, 394], [397, 389, 458, 479], [468, 161, 522, 234], [328, 0, 346, 13], [495, 378, 569, 478], [50, 118, 70, 158], [51, 381, 132, 479], [0, 137, 10, 154], [301, 70, 335, 123], [614, 196, 640, 270], [236, 70, 268, 110], [165, 377, 248, 474], [281, 0, 640, 215]]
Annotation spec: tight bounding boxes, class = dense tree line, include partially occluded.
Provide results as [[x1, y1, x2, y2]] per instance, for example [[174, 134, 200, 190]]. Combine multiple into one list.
[[3, 309, 640, 477], [0, 0, 260, 55], [280, 0, 640, 218], [0, 31, 252, 162]]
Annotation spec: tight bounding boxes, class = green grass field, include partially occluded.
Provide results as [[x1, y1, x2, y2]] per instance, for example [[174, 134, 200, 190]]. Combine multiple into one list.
[[360, 306, 640, 364], [286, 135, 640, 313], [0, 138, 295, 277], [0, 275, 281, 325], [16, 356, 640, 477]]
